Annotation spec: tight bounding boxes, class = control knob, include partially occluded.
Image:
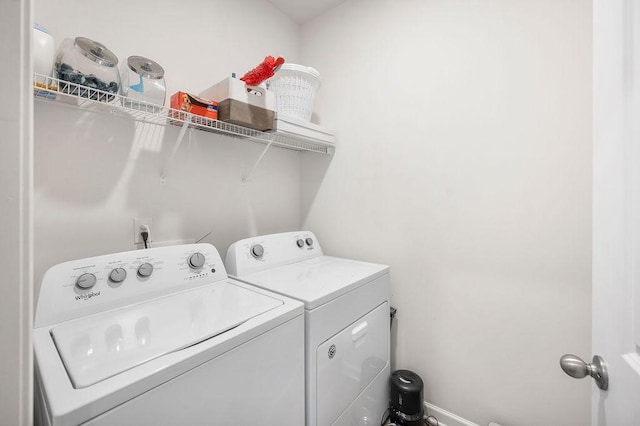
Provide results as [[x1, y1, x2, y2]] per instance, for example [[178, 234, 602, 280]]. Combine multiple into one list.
[[109, 267, 127, 283], [305, 237, 314, 246], [251, 244, 264, 259], [137, 262, 154, 278], [188, 252, 206, 269], [76, 273, 97, 289], [296, 239, 304, 248]]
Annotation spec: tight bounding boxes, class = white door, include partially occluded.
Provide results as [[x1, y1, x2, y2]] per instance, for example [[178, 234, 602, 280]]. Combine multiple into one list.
[[591, 0, 640, 424]]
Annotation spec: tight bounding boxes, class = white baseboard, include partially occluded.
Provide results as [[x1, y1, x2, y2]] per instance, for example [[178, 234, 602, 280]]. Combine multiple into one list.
[[424, 402, 479, 426]]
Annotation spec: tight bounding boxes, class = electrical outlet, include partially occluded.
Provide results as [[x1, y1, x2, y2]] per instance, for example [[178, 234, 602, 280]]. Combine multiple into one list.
[[133, 217, 152, 245]]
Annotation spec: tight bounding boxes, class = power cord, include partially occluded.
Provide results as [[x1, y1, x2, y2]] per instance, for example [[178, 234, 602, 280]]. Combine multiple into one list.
[[140, 225, 150, 249]]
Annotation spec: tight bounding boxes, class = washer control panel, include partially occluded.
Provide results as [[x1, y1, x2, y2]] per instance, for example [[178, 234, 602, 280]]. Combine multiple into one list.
[[225, 231, 323, 277], [35, 244, 225, 328]]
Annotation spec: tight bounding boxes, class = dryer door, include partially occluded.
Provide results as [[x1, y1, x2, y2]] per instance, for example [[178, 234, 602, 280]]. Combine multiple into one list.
[[316, 302, 389, 425]]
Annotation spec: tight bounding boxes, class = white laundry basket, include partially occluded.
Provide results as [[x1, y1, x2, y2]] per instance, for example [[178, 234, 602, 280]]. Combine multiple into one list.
[[268, 64, 320, 121]]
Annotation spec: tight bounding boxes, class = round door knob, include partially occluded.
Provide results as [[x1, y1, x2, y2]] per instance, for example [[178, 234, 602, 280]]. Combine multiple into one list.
[[560, 354, 590, 379], [296, 239, 304, 248], [137, 262, 154, 278], [560, 354, 609, 390], [76, 273, 97, 289], [109, 267, 127, 283], [188, 252, 206, 269], [305, 237, 314, 246], [251, 244, 264, 259]]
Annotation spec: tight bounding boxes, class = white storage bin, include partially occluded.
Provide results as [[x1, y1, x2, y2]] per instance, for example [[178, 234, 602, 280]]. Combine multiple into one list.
[[200, 77, 274, 111], [267, 64, 320, 121]]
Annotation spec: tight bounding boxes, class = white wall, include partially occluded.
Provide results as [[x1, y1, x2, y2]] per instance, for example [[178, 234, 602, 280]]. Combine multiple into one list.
[[30, 0, 593, 424], [0, 0, 33, 424], [300, 0, 592, 425], [32, 0, 303, 294]]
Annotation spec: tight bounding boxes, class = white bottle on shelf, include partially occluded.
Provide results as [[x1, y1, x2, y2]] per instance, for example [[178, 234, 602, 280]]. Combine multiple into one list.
[[33, 23, 55, 85]]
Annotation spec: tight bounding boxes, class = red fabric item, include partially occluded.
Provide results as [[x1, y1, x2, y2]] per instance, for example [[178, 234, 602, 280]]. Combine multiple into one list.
[[240, 56, 285, 86]]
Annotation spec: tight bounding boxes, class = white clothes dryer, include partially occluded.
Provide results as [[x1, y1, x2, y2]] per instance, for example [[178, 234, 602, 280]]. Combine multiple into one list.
[[33, 243, 305, 426], [226, 231, 391, 426]]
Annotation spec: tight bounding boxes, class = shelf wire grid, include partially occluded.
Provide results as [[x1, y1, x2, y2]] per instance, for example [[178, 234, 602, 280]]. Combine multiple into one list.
[[33, 73, 333, 155]]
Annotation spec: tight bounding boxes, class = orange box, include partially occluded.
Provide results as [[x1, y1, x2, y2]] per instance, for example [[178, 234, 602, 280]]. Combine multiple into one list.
[[170, 91, 218, 120]]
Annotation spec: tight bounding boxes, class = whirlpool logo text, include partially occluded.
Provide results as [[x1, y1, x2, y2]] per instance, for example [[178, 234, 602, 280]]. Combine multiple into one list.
[[75, 291, 100, 301]]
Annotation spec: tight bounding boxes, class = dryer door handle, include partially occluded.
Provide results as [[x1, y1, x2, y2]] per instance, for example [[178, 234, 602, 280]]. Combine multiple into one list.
[[351, 321, 368, 341]]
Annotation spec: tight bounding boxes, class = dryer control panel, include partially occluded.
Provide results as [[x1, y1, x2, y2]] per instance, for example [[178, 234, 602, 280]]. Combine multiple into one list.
[[35, 244, 226, 327], [226, 231, 323, 276]]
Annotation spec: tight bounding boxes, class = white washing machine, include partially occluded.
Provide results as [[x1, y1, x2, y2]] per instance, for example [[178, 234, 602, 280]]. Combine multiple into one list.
[[33, 243, 305, 426], [226, 231, 390, 426]]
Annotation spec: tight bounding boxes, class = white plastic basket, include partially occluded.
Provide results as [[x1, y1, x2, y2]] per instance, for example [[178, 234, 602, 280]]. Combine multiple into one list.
[[268, 64, 320, 121]]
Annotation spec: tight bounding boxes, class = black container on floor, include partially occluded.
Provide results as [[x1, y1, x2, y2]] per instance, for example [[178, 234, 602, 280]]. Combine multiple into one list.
[[389, 369, 424, 426]]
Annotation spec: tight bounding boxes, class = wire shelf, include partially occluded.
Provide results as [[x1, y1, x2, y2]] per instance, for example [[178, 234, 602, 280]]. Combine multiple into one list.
[[33, 73, 334, 155]]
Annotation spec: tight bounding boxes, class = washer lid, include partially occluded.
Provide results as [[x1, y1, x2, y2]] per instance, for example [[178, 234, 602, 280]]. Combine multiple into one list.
[[239, 256, 389, 310], [51, 281, 282, 389]]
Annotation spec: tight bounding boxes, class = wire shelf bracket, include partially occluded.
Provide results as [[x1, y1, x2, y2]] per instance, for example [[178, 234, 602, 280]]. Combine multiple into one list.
[[160, 118, 191, 182], [242, 139, 275, 183]]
